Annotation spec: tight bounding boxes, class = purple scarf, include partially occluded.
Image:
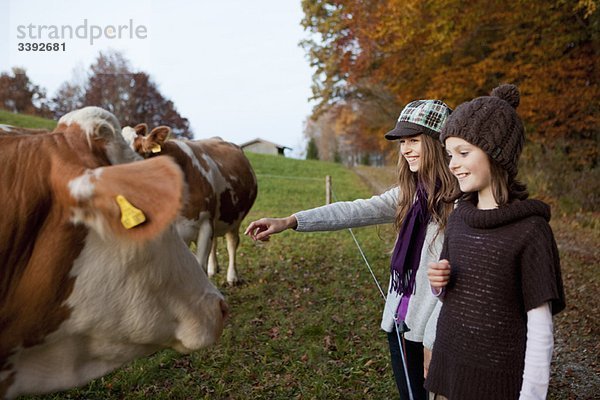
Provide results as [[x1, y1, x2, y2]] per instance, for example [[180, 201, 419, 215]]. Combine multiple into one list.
[[390, 181, 431, 321]]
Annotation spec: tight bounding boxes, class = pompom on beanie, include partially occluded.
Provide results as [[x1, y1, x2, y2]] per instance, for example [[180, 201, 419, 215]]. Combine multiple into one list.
[[440, 84, 525, 177]]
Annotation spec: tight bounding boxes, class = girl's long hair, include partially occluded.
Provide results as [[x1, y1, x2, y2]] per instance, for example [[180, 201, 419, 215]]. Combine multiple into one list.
[[394, 134, 457, 232], [451, 156, 529, 205]]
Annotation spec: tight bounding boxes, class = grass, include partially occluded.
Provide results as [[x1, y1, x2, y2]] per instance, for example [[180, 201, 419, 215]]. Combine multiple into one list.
[[0, 109, 56, 130], [25, 152, 399, 399]]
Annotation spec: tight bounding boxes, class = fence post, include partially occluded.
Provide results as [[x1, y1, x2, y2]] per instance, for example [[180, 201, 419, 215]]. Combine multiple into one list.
[[326, 175, 332, 204]]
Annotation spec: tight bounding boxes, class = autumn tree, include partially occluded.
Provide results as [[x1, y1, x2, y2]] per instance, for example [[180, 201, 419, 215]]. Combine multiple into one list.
[[52, 81, 85, 119], [52, 51, 192, 138], [301, 0, 599, 167], [0, 67, 50, 116], [304, 102, 388, 165]]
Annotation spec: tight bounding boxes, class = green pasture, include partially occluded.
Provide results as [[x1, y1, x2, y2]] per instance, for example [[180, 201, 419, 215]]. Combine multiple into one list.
[[0, 109, 57, 130], [26, 152, 400, 399]]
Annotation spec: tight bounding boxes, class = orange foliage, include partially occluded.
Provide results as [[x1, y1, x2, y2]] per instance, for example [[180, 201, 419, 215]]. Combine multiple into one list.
[[301, 0, 599, 166]]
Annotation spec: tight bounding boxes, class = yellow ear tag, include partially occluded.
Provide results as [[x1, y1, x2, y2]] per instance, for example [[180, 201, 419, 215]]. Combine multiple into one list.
[[150, 144, 162, 153], [116, 195, 146, 229], [189, 241, 197, 253]]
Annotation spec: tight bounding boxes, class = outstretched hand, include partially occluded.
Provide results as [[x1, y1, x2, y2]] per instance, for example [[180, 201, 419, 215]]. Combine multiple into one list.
[[244, 216, 297, 241], [427, 259, 451, 289]]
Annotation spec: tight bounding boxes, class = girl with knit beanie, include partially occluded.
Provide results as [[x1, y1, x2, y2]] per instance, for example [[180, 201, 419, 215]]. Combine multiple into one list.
[[246, 99, 458, 399], [426, 84, 566, 400]]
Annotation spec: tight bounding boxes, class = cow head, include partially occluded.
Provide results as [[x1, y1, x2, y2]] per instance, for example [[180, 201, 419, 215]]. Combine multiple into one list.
[[0, 107, 227, 399], [122, 123, 172, 159]]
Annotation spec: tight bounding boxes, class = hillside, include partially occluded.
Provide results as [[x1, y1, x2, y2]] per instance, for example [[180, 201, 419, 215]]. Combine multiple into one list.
[[0, 109, 56, 130]]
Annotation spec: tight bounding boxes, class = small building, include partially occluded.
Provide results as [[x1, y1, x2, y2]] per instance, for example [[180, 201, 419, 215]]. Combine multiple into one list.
[[240, 138, 291, 156]]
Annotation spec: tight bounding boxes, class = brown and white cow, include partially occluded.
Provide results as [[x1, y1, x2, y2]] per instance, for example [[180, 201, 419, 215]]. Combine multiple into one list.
[[0, 107, 227, 399], [121, 124, 257, 285]]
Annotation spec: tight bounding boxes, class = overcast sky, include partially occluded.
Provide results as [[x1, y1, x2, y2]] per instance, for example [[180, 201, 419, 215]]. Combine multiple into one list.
[[0, 0, 315, 157]]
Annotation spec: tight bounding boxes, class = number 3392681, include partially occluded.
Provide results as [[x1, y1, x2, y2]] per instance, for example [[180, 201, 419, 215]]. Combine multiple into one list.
[[18, 42, 66, 51]]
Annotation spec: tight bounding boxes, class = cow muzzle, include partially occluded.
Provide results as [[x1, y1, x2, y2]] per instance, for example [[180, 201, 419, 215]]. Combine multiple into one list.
[[172, 293, 228, 353]]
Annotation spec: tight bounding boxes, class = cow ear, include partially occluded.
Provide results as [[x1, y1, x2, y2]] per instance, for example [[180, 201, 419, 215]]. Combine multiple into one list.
[[69, 157, 184, 243], [149, 126, 171, 145], [138, 126, 171, 155], [134, 123, 148, 137]]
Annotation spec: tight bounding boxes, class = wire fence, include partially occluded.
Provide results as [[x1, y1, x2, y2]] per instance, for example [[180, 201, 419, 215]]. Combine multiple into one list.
[[257, 172, 387, 301], [256, 172, 414, 398], [255, 173, 323, 181]]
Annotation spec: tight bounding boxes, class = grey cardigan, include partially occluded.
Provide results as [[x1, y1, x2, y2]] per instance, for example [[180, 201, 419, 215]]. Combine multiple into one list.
[[294, 187, 442, 348]]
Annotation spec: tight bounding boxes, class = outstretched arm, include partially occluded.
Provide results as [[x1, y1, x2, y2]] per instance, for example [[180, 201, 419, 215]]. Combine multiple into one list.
[[246, 187, 399, 240], [245, 216, 298, 241]]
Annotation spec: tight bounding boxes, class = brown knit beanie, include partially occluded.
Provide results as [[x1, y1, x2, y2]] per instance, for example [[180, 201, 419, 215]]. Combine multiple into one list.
[[440, 84, 525, 177]]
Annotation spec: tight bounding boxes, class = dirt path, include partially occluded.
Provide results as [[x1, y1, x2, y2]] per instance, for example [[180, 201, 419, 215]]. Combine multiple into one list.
[[352, 165, 600, 399], [352, 165, 397, 194], [548, 217, 599, 399]]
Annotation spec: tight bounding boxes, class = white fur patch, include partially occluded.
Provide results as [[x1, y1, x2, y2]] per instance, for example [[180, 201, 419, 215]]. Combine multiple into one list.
[[58, 107, 120, 140], [69, 207, 108, 240], [174, 141, 204, 172], [68, 168, 103, 201], [120, 126, 137, 149], [0, 124, 16, 132], [175, 216, 200, 244], [197, 153, 237, 209]]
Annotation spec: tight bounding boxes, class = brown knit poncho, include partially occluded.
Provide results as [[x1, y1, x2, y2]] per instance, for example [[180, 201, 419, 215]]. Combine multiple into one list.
[[425, 199, 565, 400]]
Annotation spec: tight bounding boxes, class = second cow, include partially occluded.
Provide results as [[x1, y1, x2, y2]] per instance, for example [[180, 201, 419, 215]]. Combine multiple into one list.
[[123, 124, 257, 285]]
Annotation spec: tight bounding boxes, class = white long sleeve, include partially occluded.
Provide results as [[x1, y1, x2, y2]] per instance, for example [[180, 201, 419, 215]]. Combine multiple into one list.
[[294, 187, 398, 231], [519, 302, 554, 400]]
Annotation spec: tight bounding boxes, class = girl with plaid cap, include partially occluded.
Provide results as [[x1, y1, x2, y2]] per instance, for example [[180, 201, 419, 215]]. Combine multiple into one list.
[[426, 84, 565, 400], [246, 99, 457, 399]]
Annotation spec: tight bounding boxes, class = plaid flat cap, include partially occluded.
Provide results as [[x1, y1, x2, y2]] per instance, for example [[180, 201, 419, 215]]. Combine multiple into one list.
[[385, 100, 452, 140]]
